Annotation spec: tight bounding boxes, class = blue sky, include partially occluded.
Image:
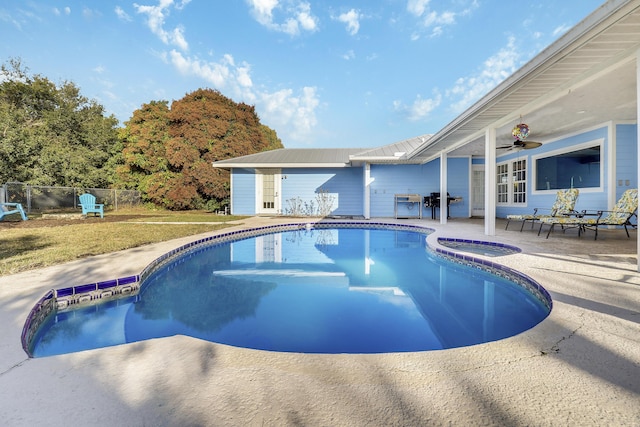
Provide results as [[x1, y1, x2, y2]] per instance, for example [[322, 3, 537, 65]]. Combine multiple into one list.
[[1, 0, 605, 148]]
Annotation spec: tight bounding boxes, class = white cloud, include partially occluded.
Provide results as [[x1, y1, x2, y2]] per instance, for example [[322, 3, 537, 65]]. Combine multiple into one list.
[[246, 0, 318, 36], [407, 0, 430, 17], [134, 1, 320, 144], [553, 24, 571, 37], [259, 86, 319, 142], [336, 9, 361, 36], [115, 6, 132, 22], [53, 7, 71, 16], [447, 36, 520, 113], [134, 0, 189, 51], [393, 92, 442, 121], [342, 50, 355, 60], [167, 49, 319, 143], [407, 0, 477, 39]]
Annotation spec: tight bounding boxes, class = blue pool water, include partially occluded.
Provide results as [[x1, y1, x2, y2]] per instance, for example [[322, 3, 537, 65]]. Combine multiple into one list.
[[31, 227, 550, 356]]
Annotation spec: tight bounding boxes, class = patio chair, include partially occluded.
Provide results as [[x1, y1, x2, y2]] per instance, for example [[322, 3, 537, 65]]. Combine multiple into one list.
[[505, 188, 579, 233], [540, 188, 638, 240], [0, 202, 28, 221], [78, 193, 104, 218]]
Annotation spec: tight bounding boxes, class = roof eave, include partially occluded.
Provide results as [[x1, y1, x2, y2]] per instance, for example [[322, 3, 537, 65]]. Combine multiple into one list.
[[212, 162, 351, 169]]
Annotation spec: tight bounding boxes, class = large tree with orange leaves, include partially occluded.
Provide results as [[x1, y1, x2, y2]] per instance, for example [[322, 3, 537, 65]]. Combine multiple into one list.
[[117, 89, 282, 210]]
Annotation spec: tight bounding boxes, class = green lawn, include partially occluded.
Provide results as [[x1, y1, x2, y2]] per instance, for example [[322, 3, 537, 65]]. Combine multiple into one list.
[[0, 208, 245, 276]]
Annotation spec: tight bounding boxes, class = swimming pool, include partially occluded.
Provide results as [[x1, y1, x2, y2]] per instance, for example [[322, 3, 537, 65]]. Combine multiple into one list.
[[25, 223, 551, 357]]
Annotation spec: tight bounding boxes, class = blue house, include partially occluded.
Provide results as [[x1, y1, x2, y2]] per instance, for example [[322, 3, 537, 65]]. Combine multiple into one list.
[[213, 1, 640, 242]]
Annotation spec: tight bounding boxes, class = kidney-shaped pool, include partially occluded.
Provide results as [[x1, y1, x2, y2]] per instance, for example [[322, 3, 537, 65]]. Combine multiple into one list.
[[28, 224, 551, 357]]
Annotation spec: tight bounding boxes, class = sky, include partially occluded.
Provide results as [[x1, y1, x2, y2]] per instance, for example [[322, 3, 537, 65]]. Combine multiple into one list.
[[1, 0, 606, 149]]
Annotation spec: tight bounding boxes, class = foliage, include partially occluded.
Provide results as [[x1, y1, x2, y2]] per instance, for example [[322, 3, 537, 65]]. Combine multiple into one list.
[[284, 189, 335, 217], [117, 88, 283, 210], [0, 58, 119, 187]]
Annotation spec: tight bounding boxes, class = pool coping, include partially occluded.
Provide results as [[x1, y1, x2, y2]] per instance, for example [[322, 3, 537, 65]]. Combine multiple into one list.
[[21, 221, 552, 357]]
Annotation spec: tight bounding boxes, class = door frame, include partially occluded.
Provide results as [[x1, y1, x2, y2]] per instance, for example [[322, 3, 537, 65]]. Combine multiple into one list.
[[256, 169, 282, 215]]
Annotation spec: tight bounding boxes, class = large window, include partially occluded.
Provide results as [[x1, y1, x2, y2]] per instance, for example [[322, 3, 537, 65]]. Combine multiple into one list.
[[497, 159, 527, 205], [534, 142, 602, 191]]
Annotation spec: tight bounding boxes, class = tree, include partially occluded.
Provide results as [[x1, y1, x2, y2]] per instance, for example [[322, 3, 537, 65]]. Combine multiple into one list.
[[0, 58, 119, 187], [118, 89, 283, 210]]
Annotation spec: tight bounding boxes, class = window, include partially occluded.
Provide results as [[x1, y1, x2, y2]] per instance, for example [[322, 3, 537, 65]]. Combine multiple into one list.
[[497, 164, 509, 203], [534, 143, 601, 191], [497, 159, 527, 205], [513, 160, 526, 203]]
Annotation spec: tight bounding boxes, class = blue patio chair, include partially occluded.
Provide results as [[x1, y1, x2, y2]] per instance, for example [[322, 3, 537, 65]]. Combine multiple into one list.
[[0, 202, 28, 221], [78, 193, 104, 218]]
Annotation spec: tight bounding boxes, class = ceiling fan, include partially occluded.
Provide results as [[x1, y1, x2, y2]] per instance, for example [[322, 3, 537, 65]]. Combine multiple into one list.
[[498, 139, 543, 150], [497, 121, 542, 150]]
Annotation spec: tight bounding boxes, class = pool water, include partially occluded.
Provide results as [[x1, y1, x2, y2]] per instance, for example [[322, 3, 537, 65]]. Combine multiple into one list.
[[31, 227, 550, 357]]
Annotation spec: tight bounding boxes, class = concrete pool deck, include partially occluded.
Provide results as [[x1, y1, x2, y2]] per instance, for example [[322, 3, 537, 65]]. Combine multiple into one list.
[[0, 216, 639, 426]]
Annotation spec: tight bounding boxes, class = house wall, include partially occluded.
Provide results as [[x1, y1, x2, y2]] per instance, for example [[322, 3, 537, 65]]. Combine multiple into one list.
[[495, 123, 638, 217], [230, 169, 256, 215], [615, 123, 638, 201], [369, 158, 470, 218], [229, 157, 472, 218], [281, 168, 363, 216]]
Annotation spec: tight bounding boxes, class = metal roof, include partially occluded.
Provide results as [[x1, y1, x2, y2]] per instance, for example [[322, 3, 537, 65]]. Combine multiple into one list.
[[349, 134, 433, 164], [212, 148, 363, 168]]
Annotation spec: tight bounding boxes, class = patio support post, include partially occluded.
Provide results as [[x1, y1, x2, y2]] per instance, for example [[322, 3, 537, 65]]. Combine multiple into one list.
[[636, 50, 640, 272], [364, 162, 371, 219], [440, 151, 448, 224], [484, 127, 497, 235]]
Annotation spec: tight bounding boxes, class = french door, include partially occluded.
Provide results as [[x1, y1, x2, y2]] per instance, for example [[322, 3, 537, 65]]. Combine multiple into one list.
[[257, 169, 281, 215]]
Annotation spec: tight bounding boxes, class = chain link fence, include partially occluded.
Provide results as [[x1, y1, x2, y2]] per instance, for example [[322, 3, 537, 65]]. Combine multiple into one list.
[[1, 182, 141, 213]]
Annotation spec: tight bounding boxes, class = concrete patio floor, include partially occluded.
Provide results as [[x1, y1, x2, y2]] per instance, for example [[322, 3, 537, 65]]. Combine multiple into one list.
[[0, 216, 639, 426]]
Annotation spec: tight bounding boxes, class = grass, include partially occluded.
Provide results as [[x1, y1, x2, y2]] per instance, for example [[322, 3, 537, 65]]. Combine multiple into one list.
[[0, 208, 246, 276]]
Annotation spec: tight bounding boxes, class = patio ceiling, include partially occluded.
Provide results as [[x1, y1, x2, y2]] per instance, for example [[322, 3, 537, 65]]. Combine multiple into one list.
[[412, 0, 640, 162]]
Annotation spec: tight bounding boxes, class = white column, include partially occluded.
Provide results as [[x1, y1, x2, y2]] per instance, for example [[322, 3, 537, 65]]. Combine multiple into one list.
[[364, 163, 371, 219], [485, 128, 497, 235], [440, 151, 448, 224], [636, 52, 640, 272]]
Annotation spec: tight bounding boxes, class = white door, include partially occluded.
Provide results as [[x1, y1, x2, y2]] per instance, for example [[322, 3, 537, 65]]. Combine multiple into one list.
[[257, 169, 281, 215], [471, 165, 485, 217]]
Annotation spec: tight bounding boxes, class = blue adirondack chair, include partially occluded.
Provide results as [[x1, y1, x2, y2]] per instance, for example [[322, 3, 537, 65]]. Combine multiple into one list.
[[79, 193, 104, 218], [0, 202, 28, 221]]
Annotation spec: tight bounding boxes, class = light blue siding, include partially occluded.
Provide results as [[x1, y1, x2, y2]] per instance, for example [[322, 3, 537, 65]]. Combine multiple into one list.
[[615, 124, 637, 201], [496, 126, 616, 217], [281, 167, 363, 216], [231, 169, 256, 215], [370, 158, 470, 218]]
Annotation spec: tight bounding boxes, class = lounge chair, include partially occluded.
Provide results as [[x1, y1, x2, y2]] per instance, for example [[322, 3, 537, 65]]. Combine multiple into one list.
[[78, 193, 104, 218], [505, 188, 579, 233], [540, 188, 638, 240], [0, 202, 28, 221]]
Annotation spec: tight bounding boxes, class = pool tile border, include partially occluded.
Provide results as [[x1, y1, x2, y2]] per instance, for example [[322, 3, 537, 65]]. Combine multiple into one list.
[[21, 221, 552, 357], [437, 237, 522, 256]]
